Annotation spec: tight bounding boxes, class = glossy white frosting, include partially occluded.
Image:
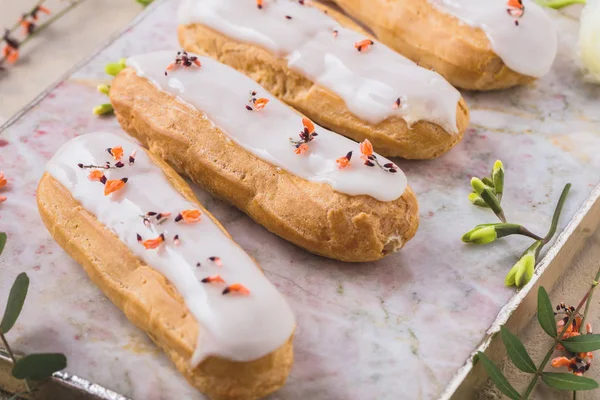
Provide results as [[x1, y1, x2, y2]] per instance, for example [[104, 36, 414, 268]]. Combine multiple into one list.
[[178, 0, 461, 133], [429, 0, 557, 78], [127, 51, 408, 202], [46, 132, 295, 366]]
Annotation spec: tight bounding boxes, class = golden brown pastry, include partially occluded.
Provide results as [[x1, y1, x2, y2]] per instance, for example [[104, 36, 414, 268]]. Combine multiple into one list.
[[327, 0, 558, 91], [109, 51, 420, 262], [177, 0, 469, 159], [38, 132, 295, 400]]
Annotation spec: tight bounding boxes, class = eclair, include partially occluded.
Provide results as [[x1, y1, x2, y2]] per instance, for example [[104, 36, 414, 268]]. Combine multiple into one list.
[[109, 51, 420, 262], [37, 132, 295, 400], [329, 0, 558, 90], [177, 0, 469, 159]]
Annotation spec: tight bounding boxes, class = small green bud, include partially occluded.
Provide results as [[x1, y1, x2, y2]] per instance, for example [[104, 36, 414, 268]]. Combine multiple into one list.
[[492, 160, 504, 198], [136, 0, 154, 6], [482, 177, 495, 189], [506, 241, 542, 288], [93, 103, 114, 116], [462, 223, 522, 244], [493, 160, 504, 172], [471, 177, 486, 195], [470, 226, 497, 244], [97, 84, 110, 96], [478, 185, 505, 218], [515, 253, 535, 287], [504, 262, 519, 286], [105, 62, 126, 76], [468, 192, 489, 208], [462, 225, 498, 244]]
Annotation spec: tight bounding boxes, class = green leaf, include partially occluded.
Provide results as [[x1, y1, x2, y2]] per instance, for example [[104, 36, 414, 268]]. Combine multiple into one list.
[[0, 273, 29, 334], [537, 287, 557, 338], [476, 352, 520, 400], [12, 353, 67, 381], [561, 334, 600, 352], [541, 372, 599, 391], [0, 232, 6, 255], [500, 326, 536, 373]]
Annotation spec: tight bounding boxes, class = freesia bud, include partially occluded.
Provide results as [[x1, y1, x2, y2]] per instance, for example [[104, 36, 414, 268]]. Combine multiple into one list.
[[505, 261, 520, 286], [93, 103, 114, 115], [515, 253, 535, 288], [482, 177, 495, 190], [492, 160, 504, 198], [471, 178, 504, 219], [462, 225, 497, 244], [105, 61, 126, 76], [505, 241, 542, 288], [471, 177, 486, 195], [468, 192, 489, 208], [97, 84, 110, 95], [463, 223, 522, 245]]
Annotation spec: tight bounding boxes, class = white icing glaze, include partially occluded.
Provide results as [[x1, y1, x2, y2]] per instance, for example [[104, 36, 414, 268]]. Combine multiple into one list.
[[127, 51, 408, 202], [428, 0, 557, 78], [46, 132, 295, 366], [178, 0, 461, 133]]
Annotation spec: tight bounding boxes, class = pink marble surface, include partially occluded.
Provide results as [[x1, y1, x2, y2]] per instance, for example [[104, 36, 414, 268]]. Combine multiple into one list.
[[1, 1, 599, 399]]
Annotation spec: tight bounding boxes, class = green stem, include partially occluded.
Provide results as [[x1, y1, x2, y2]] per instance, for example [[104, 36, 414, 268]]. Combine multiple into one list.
[[536, 0, 586, 9], [1, 0, 86, 66], [543, 184, 572, 244], [580, 279, 598, 332], [519, 226, 544, 241], [0, 332, 16, 364], [0, 333, 32, 394], [521, 264, 600, 399]]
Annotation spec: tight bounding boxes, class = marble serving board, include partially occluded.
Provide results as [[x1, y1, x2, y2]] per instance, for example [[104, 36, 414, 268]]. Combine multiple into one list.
[[1, 1, 599, 399]]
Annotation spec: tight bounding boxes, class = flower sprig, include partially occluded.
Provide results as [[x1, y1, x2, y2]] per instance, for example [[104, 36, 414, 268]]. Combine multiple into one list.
[[1, 0, 153, 73], [479, 275, 600, 399], [0, 233, 68, 398], [462, 160, 571, 288], [0, 1, 87, 71]]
